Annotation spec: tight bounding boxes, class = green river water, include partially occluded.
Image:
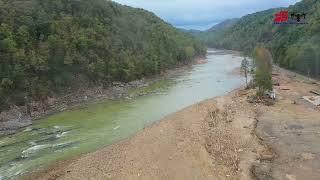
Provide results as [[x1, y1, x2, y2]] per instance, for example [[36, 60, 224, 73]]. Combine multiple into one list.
[[0, 50, 244, 179]]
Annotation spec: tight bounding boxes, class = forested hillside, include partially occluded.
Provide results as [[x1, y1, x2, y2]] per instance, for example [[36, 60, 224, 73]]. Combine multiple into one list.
[[207, 8, 280, 52], [188, 18, 239, 46], [0, 0, 206, 110], [197, 0, 320, 78], [207, 18, 239, 32]]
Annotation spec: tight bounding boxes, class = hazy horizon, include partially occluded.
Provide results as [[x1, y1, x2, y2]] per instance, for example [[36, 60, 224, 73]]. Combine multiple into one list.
[[113, 0, 301, 30]]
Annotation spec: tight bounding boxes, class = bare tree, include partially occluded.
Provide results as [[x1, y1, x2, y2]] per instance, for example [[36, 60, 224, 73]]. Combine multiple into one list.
[[241, 57, 250, 87]]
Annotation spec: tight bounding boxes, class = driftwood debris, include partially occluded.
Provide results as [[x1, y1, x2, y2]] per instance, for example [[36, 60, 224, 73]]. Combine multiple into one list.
[[280, 87, 290, 90], [310, 90, 320, 96], [303, 96, 320, 106]]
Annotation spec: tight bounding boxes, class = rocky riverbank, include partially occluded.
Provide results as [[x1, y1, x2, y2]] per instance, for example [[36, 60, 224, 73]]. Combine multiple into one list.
[[24, 66, 320, 180], [0, 58, 205, 136], [0, 79, 150, 136], [25, 87, 260, 180]]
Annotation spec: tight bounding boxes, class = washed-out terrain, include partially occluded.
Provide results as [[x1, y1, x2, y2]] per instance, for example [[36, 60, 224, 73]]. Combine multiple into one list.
[[0, 50, 243, 178], [27, 66, 320, 180]]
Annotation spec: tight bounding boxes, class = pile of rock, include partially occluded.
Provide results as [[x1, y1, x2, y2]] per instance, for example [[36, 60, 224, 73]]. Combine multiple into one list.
[[0, 106, 32, 136]]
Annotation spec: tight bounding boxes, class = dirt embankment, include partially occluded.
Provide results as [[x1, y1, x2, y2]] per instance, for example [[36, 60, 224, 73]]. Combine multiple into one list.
[[25, 67, 320, 180]]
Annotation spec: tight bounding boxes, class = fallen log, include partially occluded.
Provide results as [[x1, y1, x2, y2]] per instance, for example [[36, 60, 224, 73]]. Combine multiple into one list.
[[310, 90, 320, 96], [280, 87, 290, 90]]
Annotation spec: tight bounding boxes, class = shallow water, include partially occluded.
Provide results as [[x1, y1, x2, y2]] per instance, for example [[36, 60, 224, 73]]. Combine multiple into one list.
[[0, 50, 245, 179]]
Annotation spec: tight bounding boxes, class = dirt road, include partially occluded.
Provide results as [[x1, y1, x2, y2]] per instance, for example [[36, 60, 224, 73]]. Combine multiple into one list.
[[25, 68, 320, 180], [253, 68, 320, 180]]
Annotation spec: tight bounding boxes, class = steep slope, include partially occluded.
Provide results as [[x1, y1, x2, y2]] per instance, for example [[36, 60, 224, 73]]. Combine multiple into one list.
[[0, 0, 206, 110], [209, 8, 280, 52], [207, 18, 239, 32], [201, 0, 320, 77], [188, 19, 239, 45]]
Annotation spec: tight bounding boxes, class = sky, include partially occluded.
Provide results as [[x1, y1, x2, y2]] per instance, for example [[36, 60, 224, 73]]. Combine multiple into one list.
[[113, 0, 301, 30]]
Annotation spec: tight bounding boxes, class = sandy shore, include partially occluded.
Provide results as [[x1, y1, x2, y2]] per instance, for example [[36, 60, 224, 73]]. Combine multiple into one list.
[[24, 67, 320, 180]]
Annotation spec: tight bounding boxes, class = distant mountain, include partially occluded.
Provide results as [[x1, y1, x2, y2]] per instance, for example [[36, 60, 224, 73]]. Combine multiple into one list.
[[192, 0, 320, 78], [207, 18, 239, 32], [207, 8, 280, 52], [179, 28, 203, 35]]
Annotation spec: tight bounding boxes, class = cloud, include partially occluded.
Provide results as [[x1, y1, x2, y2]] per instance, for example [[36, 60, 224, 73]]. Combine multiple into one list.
[[113, 0, 301, 30]]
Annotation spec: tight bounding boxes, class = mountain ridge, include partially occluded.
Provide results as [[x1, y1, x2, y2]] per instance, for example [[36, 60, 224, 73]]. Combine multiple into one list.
[[192, 0, 320, 77], [207, 18, 239, 32]]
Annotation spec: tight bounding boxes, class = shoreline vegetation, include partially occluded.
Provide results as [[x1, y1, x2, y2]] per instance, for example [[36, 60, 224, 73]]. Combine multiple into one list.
[[0, 56, 206, 136], [25, 66, 320, 179]]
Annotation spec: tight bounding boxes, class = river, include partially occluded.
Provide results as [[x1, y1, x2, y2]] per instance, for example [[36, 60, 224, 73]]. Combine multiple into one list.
[[0, 50, 245, 179]]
